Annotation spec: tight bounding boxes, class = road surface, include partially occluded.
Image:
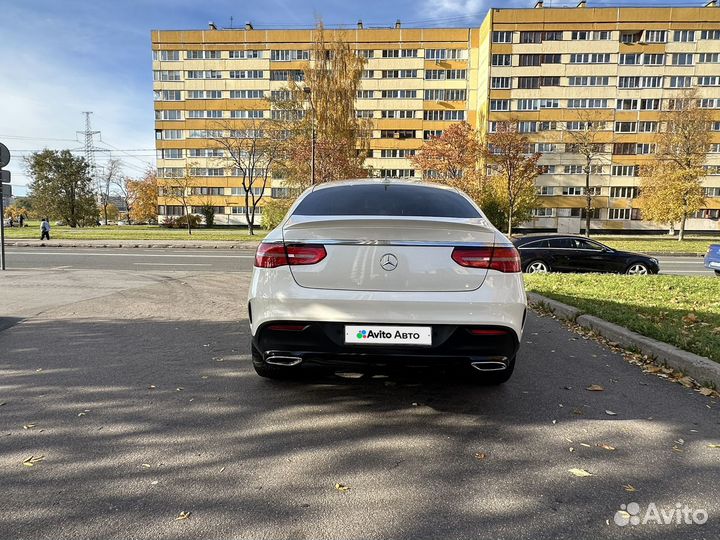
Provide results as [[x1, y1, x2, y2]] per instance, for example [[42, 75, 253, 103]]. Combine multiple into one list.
[[0, 246, 715, 275], [0, 267, 718, 539]]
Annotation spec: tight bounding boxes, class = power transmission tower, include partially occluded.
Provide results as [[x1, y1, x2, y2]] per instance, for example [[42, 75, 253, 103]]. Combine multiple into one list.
[[78, 111, 102, 179]]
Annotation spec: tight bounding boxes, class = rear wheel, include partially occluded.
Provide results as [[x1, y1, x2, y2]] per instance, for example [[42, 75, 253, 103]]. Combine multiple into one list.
[[715, 270, 720, 277], [626, 263, 649, 275], [525, 260, 550, 274], [465, 356, 516, 385]]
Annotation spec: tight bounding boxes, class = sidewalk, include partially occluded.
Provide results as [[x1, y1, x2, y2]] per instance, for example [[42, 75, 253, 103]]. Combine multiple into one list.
[[4, 239, 261, 249]]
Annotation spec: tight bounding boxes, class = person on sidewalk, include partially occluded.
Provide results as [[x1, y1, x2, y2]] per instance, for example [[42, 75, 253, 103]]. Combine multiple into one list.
[[40, 218, 51, 241], [19, 214, 24, 227]]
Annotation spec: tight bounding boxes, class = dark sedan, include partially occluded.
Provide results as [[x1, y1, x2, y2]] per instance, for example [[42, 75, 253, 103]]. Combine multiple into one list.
[[512, 234, 659, 275]]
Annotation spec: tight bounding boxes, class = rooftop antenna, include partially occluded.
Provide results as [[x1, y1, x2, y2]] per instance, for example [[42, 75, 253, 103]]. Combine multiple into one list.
[[230, 16, 234, 29]]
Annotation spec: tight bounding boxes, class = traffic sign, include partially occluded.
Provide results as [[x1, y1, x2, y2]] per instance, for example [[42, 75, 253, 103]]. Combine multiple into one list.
[[0, 170, 10, 183], [0, 143, 9, 168], [1, 184, 12, 197]]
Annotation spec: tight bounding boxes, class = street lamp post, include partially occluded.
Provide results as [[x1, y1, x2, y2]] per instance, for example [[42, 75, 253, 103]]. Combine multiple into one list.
[[303, 86, 316, 185]]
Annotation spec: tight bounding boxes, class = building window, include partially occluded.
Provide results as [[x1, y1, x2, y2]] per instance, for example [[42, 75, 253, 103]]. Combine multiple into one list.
[[610, 187, 639, 199], [670, 76, 692, 88], [154, 90, 182, 101], [160, 149, 183, 159], [520, 31, 542, 44], [615, 122, 637, 133], [516, 99, 539, 111], [186, 90, 222, 99], [608, 208, 632, 220], [361, 70, 374, 79], [568, 76, 609, 87], [229, 50, 261, 59], [230, 70, 264, 79], [492, 31, 513, 43], [381, 90, 417, 99], [355, 49, 374, 58], [491, 77, 511, 89], [671, 53, 694, 66], [698, 76, 720, 86], [153, 50, 180, 61], [423, 130, 443, 140], [619, 54, 640, 65], [570, 53, 611, 64], [384, 110, 416, 119], [270, 49, 310, 61], [701, 30, 720, 40], [640, 99, 660, 110], [568, 99, 608, 109], [673, 30, 695, 42], [230, 110, 265, 119], [642, 76, 663, 88], [645, 30, 667, 43], [160, 129, 183, 140], [424, 89, 466, 101], [356, 90, 374, 99], [643, 54, 665, 66], [537, 186, 555, 195], [533, 208, 555, 217], [699, 53, 720, 64], [612, 165, 639, 176], [380, 130, 415, 139], [155, 110, 182, 121], [230, 90, 264, 99], [638, 121, 658, 133], [519, 54, 540, 67], [490, 100, 510, 111], [153, 70, 181, 81], [186, 70, 222, 79], [700, 99, 720, 109], [379, 169, 416, 178], [384, 70, 418, 79], [571, 30, 610, 41], [518, 77, 540, 89], [270, 70, 304, 81], [425, 49, 466, 60], [491, 54, 511, 67], [186, 50, 221, 59]]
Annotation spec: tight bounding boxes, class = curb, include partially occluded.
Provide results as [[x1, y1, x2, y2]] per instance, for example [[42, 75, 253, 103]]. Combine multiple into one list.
[[646, 252, 705, 258], [527, 292, 720, 389], [4, 240, 260, 250]]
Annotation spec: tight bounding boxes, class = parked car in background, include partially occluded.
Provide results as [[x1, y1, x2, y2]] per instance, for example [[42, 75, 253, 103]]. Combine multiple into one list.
[[705, 244, 720, 276], [512, 234, 659, 275], [248, 180, 526, 384]]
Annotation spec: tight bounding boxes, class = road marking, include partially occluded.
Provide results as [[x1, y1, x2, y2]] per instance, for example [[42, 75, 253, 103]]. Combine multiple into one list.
[[5, 251, 253, 259], [133, 262, 213, 266]]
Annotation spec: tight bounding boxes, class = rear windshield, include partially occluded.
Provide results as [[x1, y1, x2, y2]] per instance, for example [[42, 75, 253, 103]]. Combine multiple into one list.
[[292, 184, 481, 218]]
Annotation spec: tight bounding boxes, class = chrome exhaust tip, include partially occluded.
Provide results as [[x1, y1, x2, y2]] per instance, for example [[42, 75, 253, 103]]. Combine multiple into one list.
[[265, 355, 303, 367], [470, 358, 508, 372]]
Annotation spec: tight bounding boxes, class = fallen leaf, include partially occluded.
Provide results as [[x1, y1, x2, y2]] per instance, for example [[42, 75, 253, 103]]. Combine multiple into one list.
[[569, 468, 593, 477], [220, 467, 226, 473], [569, 447, 575, 452], [678, 376, 694, 388], [335, 483, 350, 492], [174, 511, 191, 521], [623, 484, 637, 493], [682, 313, 699, 325], [580, 443, 591, 448], [644, 366, 662, 374], [176, 387, 184, 391], [23, 424, 36, 430], [675, 438, 685, 445], [672, 445, 684, 453], [586, 384, 604, 392], [141, 463, 151, 468], [707, 444, 720, 449], [597, 443, 616, 451], [22, 455, 45, 467], [699, 388, 715, 396], [200, 376, 208, 379], [151, 480, 159, 485], [148, 385, 157, 390], [552, 420, 557, 424], [605, 410, 618, 416], [77, 412, 86, 417], [474, 452, 487, 461]]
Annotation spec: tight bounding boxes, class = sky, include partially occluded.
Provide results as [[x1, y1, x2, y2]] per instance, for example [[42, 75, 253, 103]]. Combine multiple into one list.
[[0, 0, 694, 197]]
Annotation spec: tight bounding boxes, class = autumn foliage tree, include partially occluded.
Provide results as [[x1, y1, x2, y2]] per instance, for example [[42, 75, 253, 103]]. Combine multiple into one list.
[[410, 121, 483, 195], [484, 122, 541, 235], [639, 90, 709, 240], [127, 170, 159, 224], [270, 22, 370, 190]]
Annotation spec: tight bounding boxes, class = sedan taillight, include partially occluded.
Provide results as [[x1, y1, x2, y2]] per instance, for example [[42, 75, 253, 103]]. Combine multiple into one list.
[[451, 246, 521, 273], [254, 243, 327, 268]]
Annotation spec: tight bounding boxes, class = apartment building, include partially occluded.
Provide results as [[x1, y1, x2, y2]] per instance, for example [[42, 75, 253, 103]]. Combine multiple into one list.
[[151, 1, 720, 232]]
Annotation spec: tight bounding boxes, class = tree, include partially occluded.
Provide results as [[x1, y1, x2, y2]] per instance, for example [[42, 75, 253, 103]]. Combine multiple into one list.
[[96, 159, 122, 225], [484, 122, 541, 235], [127, 170, 159, 224], [410, 122, 483, 194], [199, 201, 215, 227], [564, 111, 607, 237], [270, 22, 370, 190], [639, 89, 709, 240], [105, 203, 120, 222], [26, 149, 98, 227], [210, 119, 274, 235], [261, 197, 294, 230], [159, 164, 196, 235]]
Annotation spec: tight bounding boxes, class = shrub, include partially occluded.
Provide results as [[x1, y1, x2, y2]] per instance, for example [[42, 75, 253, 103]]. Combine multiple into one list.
[[261, 198, 294, 230]]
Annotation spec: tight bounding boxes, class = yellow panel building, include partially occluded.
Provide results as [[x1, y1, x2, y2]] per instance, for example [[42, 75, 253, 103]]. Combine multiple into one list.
[[152, 1, 720, 232]]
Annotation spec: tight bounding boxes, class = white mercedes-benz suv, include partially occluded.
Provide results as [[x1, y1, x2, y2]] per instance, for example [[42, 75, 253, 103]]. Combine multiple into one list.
[[248, 180, 527, 384]]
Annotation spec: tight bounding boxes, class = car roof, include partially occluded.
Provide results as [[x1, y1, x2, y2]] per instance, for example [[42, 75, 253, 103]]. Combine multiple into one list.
[[512, 233, 601, 245]]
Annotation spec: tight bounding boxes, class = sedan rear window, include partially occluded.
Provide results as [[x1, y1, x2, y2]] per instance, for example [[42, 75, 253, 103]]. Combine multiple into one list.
[[292, 184, 481, 218]]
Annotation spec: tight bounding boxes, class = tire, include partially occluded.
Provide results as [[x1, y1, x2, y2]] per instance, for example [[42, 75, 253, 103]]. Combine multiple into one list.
[[251, 346, 301, 380], [524, 260, 550, 274], [465, 356, 516, 385], [625, 263, 649, 275], [715, 270, 720, 277]]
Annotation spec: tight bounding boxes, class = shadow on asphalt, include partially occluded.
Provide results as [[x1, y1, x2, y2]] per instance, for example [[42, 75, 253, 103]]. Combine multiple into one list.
[[1, 315, 719, 539]]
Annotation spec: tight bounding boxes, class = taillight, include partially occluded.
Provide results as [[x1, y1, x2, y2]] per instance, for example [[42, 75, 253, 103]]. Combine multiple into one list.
[[451, 246, 521, 273], [254, 243, 326, 268], [468, 328, 510, 336]]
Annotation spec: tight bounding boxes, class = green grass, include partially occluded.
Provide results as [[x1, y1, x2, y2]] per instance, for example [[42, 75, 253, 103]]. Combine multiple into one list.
[[3, 221, 266, 242], [525, 274, 720, 363], [594, 236, 718, 256]]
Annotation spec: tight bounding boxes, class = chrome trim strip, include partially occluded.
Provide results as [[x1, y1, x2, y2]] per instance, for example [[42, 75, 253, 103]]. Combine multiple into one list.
[[282, 240, 495, 248]]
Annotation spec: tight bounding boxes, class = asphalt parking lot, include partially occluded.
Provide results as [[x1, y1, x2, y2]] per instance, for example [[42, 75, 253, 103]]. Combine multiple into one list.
[[1, 267, 719, 539]]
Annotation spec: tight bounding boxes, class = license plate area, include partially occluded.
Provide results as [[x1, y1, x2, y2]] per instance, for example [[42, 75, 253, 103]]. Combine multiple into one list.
[[344, 325, 432, 346]]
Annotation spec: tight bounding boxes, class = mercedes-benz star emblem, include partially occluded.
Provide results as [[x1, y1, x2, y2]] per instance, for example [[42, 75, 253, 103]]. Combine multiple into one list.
[[380, 253, 398, 271]]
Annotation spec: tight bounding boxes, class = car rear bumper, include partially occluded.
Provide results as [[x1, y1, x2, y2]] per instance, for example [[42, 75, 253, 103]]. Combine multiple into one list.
[[248, 267, 527, 340], [252, 321, 520, 370]]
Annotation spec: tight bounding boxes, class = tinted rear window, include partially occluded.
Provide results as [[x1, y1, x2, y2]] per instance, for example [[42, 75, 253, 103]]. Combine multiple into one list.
[[293, 184, 481, 218]]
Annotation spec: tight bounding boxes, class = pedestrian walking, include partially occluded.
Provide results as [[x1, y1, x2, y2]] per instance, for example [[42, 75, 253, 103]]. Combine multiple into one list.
[[19, 214, 24, 227], [40, 218, 51, 240], [8, 216, 13, 228]]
